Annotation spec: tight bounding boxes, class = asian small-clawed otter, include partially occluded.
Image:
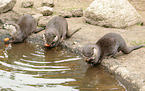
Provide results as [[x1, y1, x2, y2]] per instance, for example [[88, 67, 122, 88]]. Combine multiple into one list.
[[3, 14, 44, 43], [82, 33, 144, 66], [43, 16, 81, 48]]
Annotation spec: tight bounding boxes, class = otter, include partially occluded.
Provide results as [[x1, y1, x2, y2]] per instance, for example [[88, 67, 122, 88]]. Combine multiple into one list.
[[3, 14, 44, 43], [82, 33, 144, 66], [43, 16, 81, 48]]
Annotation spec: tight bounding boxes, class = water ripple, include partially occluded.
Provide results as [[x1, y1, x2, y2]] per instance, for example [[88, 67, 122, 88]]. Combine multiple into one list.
[[0, 61, 70, 72], [14, 61, 69, 68]]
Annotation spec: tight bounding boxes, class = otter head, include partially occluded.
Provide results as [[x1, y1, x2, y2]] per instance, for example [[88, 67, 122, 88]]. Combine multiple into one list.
[[82, 45, 99, 64], [43, 32, 59, 48], [3, 23, 17, 43]]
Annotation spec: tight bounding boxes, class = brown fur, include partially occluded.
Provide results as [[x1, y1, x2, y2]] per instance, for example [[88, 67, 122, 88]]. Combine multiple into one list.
[[4, 15, 44, 43], [82, 33, 144, 66], [44, 16, 81, 48]]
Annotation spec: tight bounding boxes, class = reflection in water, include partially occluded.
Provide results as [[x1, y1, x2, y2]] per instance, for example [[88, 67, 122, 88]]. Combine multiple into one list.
[[0, 42, 126, 91]]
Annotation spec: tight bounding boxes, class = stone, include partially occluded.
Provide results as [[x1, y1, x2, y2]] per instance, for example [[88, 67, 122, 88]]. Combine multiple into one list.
[[0, 0, 16, 13], [0, 11, 20, 24], [59, 10, 72, 18], [71, 8, 83, 17], [38, 6, 53, 16], [85, 0, 143, 28], [42, 0, 54, 7], [32, 14, 43, 21], [21, 1, 34, 8], [38, 16, 51, 27], [3, 23, 17, 35]]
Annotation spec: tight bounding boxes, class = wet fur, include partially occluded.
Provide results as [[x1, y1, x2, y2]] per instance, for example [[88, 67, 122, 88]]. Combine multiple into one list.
[[82, 33, 144, 66], [44, 16, 81, 47]]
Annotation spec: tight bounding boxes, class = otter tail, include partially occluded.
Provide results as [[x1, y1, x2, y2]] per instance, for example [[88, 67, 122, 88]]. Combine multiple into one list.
[[66, 28, 81, 38], [122, 45, 144, 54], [33, 27, 46, 34]]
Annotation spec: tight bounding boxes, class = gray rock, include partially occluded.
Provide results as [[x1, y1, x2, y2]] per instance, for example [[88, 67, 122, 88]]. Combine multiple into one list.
[[38, 6, 53, 16], [71, 8, 83, 17], [0, 11, 20, 24], [21, 1, 34, 8], [32, 14, 43, 21], [0, 0, 16, 13], [85, 0, 143, 28], [42, 0, 54, 7], [38, 16, 51, 27], [59, 10, 72, 18]]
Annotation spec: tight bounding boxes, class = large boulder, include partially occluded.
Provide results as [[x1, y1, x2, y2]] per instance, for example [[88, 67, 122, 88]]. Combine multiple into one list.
[[85, 0, 142, 28], [0, 0, 16, 13]]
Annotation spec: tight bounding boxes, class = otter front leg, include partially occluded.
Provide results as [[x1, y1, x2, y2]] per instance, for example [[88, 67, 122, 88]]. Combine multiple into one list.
[[91, 56, 102, 66]]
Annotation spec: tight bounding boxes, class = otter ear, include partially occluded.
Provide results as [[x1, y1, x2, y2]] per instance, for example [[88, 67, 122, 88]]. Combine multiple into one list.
[[53, 36, 58, 42]]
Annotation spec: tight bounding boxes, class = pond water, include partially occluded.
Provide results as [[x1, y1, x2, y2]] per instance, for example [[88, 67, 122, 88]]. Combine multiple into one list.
[[0, 42, 126, 91]]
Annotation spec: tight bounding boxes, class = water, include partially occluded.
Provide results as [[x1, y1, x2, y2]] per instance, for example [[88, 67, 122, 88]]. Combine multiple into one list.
[[0, 42, 126, 91]]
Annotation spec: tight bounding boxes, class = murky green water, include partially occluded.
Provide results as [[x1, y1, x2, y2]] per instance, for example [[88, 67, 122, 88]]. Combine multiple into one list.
[[0, 42, 126, 91]]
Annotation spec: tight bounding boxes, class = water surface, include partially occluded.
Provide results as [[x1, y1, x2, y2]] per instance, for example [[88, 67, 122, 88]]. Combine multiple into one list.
[[0, 42, 126, 91]]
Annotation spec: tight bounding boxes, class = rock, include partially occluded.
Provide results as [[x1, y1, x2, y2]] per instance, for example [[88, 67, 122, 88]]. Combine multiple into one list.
[[71, 8, 83, 17], [3, 23, 17, 35], [59, 10, 72, 18], [32, 14, 43, 21], [85, 0, 143, 28], [0, 11, 20, 24], [21, 1, 34, 8], [0, 19, 4, 26], [42, 0, 54, 7], [38, 6, 53, 16], [0, 0, 16, 13], [38, 16, 51, 27]]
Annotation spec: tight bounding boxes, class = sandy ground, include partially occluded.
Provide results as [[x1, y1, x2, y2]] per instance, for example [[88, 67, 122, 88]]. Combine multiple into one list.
[[0, 0, 145, 90]]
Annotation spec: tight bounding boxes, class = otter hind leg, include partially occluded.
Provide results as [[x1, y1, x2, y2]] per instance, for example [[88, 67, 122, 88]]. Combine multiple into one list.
[[110, 45, 119, 57]]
